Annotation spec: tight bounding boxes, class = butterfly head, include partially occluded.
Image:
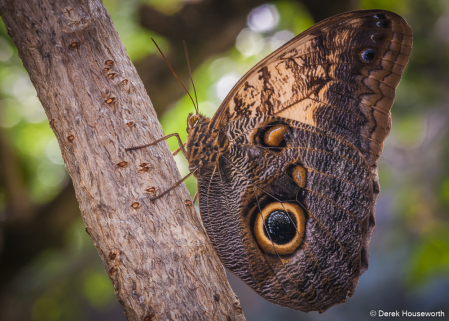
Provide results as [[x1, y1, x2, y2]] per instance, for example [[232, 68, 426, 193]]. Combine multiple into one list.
[[187, 113, 200, 129], [186, 113, 212, 131]]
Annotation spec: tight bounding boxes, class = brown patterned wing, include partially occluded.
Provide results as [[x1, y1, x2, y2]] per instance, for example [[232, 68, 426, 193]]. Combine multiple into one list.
[[210, 9, 412, 165], [198, 116, 375, 312]]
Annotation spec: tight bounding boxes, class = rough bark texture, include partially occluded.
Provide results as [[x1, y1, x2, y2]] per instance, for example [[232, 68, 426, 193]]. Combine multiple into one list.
[[0, 1, 245, 320]]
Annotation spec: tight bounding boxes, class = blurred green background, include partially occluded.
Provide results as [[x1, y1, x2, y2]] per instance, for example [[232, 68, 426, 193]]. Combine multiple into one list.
[[0, 0, 448, 320]]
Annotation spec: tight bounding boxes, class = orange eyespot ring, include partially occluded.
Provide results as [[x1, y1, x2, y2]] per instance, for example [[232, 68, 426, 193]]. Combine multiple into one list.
[[253, 202, 306, 255], [188, 115, 199, 127]]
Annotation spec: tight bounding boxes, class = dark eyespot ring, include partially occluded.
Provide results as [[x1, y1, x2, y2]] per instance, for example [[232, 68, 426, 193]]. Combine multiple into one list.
[[361, 49, 376, 62]]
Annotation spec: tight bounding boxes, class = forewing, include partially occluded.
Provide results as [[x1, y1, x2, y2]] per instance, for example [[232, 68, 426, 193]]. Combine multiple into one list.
[[211, 9, 412, 165]]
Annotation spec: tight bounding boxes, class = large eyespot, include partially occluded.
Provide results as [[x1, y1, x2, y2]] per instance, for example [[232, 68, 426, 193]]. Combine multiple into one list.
[[188, 114, 199, 128], [253, 202, 306, 255], [360, 49, 376, 63]]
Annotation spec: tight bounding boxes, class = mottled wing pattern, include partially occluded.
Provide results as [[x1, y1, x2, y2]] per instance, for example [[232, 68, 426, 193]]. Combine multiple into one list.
[[198, 116, 374, 311], [210, 10, 412, 165], [195, 9, 412, 312]]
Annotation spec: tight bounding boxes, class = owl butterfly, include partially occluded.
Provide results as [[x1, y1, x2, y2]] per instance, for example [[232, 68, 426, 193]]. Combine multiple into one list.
[[128, 9, 412, 312]]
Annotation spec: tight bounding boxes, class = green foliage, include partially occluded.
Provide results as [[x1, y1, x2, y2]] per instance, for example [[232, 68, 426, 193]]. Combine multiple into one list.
[[407, 224, 449, 285], [103, 0, 168, 61], [143, 0, 183, 15], [393, 115, 425, 147], [361, 0, 409, 13], [440, 178, 449, 208], [82, 268, 116, 309], [32, 287, 78, 321], [276, 1, 314, 34], [18, 219, 115, 321]]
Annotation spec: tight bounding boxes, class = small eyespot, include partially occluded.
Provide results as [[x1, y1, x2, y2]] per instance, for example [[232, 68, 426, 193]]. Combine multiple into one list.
[[377, 20, 390, 28], [373, 14, 390, 28], [361, 49, 376, 62], [288, 165, 307, 188], [263, 124, 288, 147], [252, 123, 289, 152], [373, 14, 387, 19]]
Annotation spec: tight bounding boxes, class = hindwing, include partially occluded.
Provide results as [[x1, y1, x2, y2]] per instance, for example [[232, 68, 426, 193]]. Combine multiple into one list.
[[198, 116, 375, 311]]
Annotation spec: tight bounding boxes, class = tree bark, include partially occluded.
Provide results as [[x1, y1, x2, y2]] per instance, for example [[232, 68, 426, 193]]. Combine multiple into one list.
[[0, 1, 245, 320]]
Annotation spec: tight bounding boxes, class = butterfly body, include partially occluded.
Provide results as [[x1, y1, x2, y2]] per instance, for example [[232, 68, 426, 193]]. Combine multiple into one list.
[[154, 9, 412, 313], [185, 114, 229, 174]]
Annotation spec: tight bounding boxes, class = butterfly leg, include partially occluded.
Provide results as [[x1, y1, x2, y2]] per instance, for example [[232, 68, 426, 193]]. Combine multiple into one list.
[[172, 142, 187, 156], [150, 168, 198, 201], [192, 191, 198, 204], [126, 133, 188, 158]]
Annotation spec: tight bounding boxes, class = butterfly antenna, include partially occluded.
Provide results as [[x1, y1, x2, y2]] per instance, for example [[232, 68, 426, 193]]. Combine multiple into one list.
[[183, 40, 199, 115], [151, 38, 197, 111]]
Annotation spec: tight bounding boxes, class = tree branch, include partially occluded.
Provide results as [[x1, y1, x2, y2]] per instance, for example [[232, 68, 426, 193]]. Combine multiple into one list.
[[0, 0, 245, 320]]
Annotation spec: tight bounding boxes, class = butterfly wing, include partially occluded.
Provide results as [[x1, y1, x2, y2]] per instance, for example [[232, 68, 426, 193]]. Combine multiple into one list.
[[210, 9, 412, 165], [197, 9, 412, 312], [199, 116, 374, 311]]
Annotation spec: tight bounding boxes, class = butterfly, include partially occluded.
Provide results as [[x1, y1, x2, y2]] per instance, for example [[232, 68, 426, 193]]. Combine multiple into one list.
[[127, 9, 412, 312]]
